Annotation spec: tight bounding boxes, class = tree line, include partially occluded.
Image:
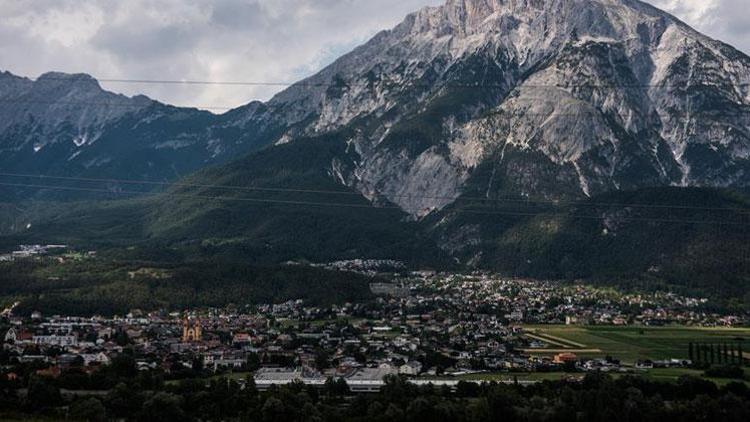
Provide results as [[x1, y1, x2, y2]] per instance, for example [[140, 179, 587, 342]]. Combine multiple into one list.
[[689, 342, 745, 366], [1, 365, 750, 421]]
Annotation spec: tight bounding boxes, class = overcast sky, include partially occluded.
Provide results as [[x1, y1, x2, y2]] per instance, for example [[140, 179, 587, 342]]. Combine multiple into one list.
[[1, 0, 747, 111]]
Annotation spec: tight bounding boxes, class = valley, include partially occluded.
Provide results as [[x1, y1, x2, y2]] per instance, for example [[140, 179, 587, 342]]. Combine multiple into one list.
[[1, 0, 750, 419]]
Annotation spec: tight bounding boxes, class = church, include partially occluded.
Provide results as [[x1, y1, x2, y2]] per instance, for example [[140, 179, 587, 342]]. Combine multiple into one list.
[[182, 317, 202, 343]]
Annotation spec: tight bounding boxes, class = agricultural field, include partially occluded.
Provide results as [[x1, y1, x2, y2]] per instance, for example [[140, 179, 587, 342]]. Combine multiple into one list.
[[522, 325, 750, 363], [458, 367, 749, 386], [458, 372, 585, 383]]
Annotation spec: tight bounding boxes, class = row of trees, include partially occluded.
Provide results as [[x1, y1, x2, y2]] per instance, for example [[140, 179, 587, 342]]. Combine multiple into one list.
[[2, 369, 750, 422], [689, 342, 745, 365]]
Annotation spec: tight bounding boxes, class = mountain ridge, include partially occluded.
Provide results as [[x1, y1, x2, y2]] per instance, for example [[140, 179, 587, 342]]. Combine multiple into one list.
[[0, 70, 285, 200]]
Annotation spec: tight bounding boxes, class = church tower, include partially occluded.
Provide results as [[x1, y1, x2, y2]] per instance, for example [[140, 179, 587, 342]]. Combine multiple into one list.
[[182, 317, 202, 342]]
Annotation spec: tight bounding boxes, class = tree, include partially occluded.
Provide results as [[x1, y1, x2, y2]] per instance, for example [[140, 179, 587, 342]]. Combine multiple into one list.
[[467, 398, 491, 422], [314, 350, 330, 371], [738, 343, 744, 364], [406, 397, 434, 422], [724, 343, 732, 364], [456, 381, 480, 398], [486, 386, 518, 421], [25, 378, 62, 411], [367, 401, 385, 421], [247, 352, 261, 371], [704, 365, 744, 379], [384, 403, 405, 422], [139, 392, 186, 422], [261, 397, 289, 422], [70, 397, 107, 422], [192, 355, 204, 373], [703, 344, 710, 364], [114, 330, 131, 347], [710, 344, 716, 364], [332, 378, 350, 396], [71, 355, 85, 368], [245, 375, 259, 397], [733, 343, 741, 364], [381, 375, 409, 404], [105, 382, 140, 418], [110, 354, 138, 378]]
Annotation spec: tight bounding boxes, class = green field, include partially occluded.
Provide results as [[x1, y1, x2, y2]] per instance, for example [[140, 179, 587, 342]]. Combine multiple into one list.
[[523, 325, 750, 363], [458, 367, 748, 386], [458, 372, 583, 383]]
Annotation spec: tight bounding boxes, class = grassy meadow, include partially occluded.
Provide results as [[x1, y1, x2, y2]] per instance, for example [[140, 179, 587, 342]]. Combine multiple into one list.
[[523, 325, 750, 363]]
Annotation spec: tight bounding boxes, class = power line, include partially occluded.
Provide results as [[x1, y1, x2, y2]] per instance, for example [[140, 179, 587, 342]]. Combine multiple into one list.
[[0, 181, 392, 210], [1, 172, 748, 213], [0, 172, 357, 196], [0, 99, 234, 112], [1, 181, 748, 227]]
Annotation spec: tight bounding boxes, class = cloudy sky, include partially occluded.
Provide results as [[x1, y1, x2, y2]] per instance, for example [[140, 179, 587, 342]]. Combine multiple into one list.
[[1, 0, 747, 111]]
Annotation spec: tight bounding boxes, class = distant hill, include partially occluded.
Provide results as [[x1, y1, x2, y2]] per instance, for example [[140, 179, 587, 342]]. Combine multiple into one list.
[[0, 71, 284, 201], [0, 259, 377, 316]]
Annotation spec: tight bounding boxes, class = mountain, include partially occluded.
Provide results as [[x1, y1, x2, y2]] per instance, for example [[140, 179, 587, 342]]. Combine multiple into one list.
[[0, 71, 284, 200], [238, 0, 749, 219], [3, 0, 750, 301], [4, 0, 750, 208]]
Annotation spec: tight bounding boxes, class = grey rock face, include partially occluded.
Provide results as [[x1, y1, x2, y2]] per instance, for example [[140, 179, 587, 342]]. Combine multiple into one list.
[[247, 0, 750, 216], [0, 72, 151, 150]]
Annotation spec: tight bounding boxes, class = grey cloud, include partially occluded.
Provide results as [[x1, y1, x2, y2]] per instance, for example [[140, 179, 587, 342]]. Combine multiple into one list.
[[210, 0, 269, 29], [650, 0, 750, 54], [93, 25, 201, 61], [709, 0, 750, 50]]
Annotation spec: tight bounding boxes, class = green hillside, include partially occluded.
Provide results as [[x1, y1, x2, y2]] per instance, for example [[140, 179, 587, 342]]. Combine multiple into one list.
[[2, 133, 750, 309], [434, 187, 750, 305], [0, 259, 376, 316], [1, 133, 450, 267]]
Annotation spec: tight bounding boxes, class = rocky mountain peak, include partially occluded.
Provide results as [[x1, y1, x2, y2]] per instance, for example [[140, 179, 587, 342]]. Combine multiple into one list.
[[33, 72, 119, 101], [0, 70, 158, 155], [263, 0, 750, 217], [0, 71, 32, 98], [400, 0, 688, 51], [36, 71, 101, 87]]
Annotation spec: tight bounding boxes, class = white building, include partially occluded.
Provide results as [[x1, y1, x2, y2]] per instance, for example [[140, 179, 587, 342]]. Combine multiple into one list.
[[399, 361, 423, 376], [81, 352, 111, 366], [32, 335, 78, 347], [4, 328, 17, 343], [509, 309, 524, 321]]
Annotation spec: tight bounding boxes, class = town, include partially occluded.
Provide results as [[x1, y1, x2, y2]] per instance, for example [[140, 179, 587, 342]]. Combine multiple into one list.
[[2, 271, 747, 393], [0, 244, 72, 262]]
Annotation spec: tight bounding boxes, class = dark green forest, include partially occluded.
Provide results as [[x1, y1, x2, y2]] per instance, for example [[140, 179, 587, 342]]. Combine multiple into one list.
[[1, 363, 749, 422], [0, 259, 374, 316]]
